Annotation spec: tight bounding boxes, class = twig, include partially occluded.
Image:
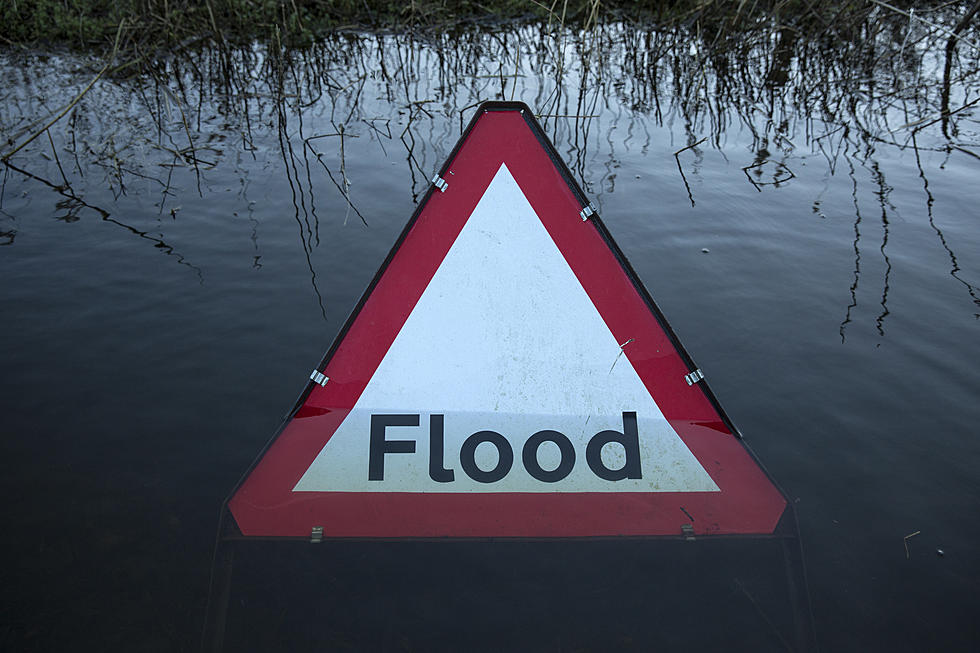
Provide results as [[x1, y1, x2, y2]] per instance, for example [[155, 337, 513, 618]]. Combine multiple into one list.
[[674, 137, 707, 156], [535, 114, 600, 118], [734, 578, 795, 652], [674, 138, 707, 206], [902, 96, 980, 132], [609, 338, 634, 374], [869, 0, 980, 52], [46, 129, 70, 190], [904, 531, 920, 559], [742, 160, 796, 190], [303, 140, 368, 227], [951, 144, 980, 161]]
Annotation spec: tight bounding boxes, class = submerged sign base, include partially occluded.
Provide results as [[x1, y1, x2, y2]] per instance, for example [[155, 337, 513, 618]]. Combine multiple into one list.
[[224, 102, 787, 540]]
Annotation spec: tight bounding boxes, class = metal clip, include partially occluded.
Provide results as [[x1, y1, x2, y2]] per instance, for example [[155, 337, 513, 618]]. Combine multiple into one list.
[[685, 369, 704, 386], [310, 526, 323, 543], [431, 174, 449, 192], [310, 370, 329, 387], [681, 523, 695, 541], [579, 202, 597, 221]]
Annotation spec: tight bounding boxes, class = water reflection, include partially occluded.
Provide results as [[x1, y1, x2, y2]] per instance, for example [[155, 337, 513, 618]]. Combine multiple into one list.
[[672, 136, 705, 206], [2, 157, 205, 280], [914, 133, 980, 319], [870, 161, 893, 336], [840, 159, 864, 342], [1, 12, 978, 330]]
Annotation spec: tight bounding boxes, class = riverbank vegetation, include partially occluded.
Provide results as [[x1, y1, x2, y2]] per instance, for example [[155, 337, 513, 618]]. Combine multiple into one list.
[[2, 1, 973, 50]]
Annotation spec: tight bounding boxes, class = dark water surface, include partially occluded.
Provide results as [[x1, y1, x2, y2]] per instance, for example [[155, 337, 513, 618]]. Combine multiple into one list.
[[2, 18, 979, 652]]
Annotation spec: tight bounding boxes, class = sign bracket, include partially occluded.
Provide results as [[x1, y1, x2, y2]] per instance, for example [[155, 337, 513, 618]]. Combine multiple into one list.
[[431, 174, 449, 192]]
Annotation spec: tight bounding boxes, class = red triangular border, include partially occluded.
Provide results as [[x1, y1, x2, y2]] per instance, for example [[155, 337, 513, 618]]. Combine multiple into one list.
[[227, 103, 787, 538]]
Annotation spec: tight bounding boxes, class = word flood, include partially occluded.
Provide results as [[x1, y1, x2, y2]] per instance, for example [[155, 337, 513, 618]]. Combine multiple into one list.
[[368, 412, 641, 483]]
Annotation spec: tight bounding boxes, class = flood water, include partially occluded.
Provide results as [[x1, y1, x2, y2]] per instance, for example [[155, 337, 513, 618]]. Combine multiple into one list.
[[2, 15, 979, 652]]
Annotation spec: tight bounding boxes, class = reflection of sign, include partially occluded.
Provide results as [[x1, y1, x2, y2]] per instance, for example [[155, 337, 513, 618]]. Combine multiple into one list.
[[227, 102, 786, 539]]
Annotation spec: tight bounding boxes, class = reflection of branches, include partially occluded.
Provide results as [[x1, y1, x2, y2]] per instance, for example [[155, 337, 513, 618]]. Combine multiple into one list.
[[814, 125, 848, 175], [913, 134, 980, 318], [0, 167, 15, 245], [153, 77, 204, 196], [840, 158, 863, 343], [400, 101, 437, 202], [303, 132, 368, 227], [674, 137, 706, 206], [870, 161, 893, 336], [3, 10, 978, 333], [1, 21, 124, 162], [741, 159, 795, 192], [361, 118, 392, 156], [8, 16, 967, 186], [272, 44, 327, 323], [2, 160, 203, 282]]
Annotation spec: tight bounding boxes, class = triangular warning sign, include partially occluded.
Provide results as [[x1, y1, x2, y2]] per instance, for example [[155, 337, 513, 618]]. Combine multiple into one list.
[[294, 163, 718, 496], [227, 102, 787, 539]]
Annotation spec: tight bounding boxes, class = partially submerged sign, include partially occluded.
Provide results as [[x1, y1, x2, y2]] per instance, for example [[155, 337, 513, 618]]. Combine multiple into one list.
[[226, 102, 786, 539]]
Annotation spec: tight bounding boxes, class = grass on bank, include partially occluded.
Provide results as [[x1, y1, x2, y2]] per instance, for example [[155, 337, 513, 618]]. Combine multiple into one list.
[[11, 0, 540, 45], [0, 1, 953, 49]]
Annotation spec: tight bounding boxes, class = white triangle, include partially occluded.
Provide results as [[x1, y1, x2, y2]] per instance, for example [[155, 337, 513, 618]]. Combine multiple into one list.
[[294, 164, 719, 493]]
